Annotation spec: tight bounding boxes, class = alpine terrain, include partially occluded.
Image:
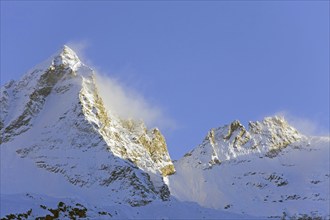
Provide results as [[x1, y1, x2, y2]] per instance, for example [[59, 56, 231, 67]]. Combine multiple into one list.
[[1, 46, 329, 219]]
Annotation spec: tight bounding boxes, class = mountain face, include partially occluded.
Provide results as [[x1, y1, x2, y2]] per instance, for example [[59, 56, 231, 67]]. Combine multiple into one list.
[[1, 46, 329, 219], [168, 117, 330, 218], [1, 46, 174, 208]]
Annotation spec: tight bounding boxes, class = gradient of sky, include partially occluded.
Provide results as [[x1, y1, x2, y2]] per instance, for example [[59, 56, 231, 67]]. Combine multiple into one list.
[[1, 1, 329, 159]]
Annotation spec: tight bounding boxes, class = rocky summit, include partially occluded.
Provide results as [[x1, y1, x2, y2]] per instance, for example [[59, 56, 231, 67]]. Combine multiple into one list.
[[1, 46, 329, 219]]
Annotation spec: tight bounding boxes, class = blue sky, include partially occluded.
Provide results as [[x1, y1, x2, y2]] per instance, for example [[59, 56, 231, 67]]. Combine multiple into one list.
[[1, 1, 329, 159]]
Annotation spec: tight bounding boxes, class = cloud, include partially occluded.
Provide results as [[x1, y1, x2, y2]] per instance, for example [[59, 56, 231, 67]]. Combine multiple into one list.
[[274, 111, 329, 136], [95, 73, 176, 130]]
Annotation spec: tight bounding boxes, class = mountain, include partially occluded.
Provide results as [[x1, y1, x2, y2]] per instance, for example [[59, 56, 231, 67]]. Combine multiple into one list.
[[168, 117, 330, 219], [0, 46, 243, 219], [0, 45, 175, 205], [1, 46, 329, 219]]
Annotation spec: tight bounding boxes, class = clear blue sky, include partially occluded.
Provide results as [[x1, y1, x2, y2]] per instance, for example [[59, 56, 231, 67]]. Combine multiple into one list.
[[1, 1, 329, 159]]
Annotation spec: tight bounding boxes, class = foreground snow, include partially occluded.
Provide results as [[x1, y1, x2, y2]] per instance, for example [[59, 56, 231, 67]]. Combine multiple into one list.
[[1, 193, 250, 219]]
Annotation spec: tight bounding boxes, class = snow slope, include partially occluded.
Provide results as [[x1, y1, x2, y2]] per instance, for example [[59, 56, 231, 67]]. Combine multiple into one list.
[[169, 118, 330, 218], [1, 193, 250, 219]]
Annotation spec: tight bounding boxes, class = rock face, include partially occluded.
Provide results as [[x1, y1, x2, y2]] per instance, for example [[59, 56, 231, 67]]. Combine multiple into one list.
[[0, 45, 174, 206], [169, 117, 329, 218]]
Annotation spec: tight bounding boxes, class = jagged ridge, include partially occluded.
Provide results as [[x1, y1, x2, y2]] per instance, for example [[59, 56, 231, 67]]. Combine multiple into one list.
[[182, 116, 302, 169]]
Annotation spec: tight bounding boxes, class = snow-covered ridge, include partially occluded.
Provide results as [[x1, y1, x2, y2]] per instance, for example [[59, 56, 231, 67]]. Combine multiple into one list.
[[169, 117, 329, 218], [53, 45, 81, 68], [182, 116, 302, 169]]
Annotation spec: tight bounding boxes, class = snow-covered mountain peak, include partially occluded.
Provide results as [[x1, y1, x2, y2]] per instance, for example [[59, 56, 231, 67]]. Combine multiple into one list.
[[170, 118, 329, 218], [1, 46, 174, 208], [181, 116, 302, 169], [248, 116, 302, 157], [53, 45, 81, 68], [249, 116, 295, 134]]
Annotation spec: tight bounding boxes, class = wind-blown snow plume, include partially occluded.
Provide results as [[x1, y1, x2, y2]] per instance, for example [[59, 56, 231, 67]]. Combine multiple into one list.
[[95, 73, 175, 130], [66, 40, 91, 65], [274, 111, 329, 136], [65, 40, 175, 129]]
